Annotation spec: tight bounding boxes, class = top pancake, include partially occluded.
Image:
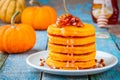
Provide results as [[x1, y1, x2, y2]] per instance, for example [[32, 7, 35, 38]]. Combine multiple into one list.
[[47, 23, 95, 37]]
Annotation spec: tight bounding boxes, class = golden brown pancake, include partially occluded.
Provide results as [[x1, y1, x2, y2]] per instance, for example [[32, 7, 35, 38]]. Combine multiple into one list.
[[48, 51, 96, 61], [48, 34, 95, 45], [48, 43, 96, 54], [47, 23, 95, 37], [46, 57, 96, 69]]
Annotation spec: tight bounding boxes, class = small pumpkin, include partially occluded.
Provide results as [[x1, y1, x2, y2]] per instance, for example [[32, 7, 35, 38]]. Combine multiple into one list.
[[0, 11, 36, 54], [0, 0, 26, 23], [21, 0, 57, 30]]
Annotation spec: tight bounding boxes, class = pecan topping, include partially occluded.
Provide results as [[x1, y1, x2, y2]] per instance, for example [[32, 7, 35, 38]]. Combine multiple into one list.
[[56, 14, 84, 27]]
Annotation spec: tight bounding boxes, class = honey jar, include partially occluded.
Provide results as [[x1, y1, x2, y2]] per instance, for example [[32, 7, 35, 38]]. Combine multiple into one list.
[[91, 0, 119, 24]]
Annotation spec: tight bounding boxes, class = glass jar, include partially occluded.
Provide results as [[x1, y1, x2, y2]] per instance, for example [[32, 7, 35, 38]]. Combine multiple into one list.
[[91, 0, 119, 24]]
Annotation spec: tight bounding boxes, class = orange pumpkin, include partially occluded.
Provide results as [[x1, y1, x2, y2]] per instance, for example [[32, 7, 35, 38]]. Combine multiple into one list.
[[21, 1, 57, 30], [0, 11, 36, 54]]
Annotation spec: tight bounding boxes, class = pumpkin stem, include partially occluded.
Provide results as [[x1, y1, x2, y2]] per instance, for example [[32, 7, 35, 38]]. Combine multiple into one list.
[[29, 0, 40, 6], [63, 0, 69, 13], [11, 11, 20, 27]]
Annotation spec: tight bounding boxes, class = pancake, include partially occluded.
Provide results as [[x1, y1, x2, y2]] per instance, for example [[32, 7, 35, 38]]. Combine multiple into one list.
[[48, 34, 95, 45], [48, 43, 96, 54], [48, 51, 96, 61], [47, 23, 95, 37], [46, 57, 96, 69]]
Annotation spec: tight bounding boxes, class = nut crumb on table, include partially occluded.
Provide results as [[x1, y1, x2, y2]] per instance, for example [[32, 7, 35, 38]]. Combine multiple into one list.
[[39, 58, 45, 66]]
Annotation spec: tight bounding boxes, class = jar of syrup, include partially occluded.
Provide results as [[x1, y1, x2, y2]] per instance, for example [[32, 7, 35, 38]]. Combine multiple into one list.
[[91, 0, 119, 24]]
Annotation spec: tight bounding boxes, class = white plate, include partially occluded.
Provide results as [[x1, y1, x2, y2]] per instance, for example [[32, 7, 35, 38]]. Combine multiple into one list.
[[26, 50, 118, 76]]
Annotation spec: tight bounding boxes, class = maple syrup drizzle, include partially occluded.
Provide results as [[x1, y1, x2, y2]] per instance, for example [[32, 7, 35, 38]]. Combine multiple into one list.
[[61, 28, 70, 67], [77, 67, 79, 70], [70, 38, 75, 67], [66, 38, 75, 68], [66, 39, 70, 67], [60, 28, 76, 68]]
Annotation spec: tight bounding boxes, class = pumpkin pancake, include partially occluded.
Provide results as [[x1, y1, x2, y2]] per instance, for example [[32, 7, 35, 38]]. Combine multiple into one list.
[[58, 67, 94, 70], [48, 51, 96, 61], [47, 23, 95, 37], [48, 43, 96, 54], [48, 34, 95, 45], [46, 57, 96, 69]]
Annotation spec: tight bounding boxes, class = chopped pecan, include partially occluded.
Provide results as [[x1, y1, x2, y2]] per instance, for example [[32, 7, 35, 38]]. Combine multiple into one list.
[[56, 14, 84, 27]]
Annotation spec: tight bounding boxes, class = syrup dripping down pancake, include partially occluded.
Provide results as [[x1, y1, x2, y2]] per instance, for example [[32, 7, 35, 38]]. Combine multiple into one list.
[[48, 51, 96, 61], [46, 14, 96, 70], [48, 43, 96, 54], [46, 57, 96, 69], [48, 34, 95, 45], [47, 23, 95, 37]]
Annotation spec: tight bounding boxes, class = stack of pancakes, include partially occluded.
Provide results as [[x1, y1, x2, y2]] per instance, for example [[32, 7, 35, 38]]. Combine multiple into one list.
[[46, 23, 96, 70]]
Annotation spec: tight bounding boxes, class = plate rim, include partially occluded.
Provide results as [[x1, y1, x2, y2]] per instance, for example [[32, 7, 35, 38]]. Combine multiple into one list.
[[26, 50, 118, 75]]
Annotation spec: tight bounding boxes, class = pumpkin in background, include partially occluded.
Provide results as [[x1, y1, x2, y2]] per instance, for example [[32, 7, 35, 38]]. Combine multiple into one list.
[[21, 0, 57, 30], [0, 11, 36, 54], [0, 0, 26, 23]]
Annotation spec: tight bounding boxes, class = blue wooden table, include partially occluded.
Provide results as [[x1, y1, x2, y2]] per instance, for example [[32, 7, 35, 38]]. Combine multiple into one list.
[[0, 0, 120, 80]]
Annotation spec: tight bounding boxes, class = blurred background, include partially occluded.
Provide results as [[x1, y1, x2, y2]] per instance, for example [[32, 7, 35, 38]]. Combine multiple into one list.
[[33, 0, 120, 23]]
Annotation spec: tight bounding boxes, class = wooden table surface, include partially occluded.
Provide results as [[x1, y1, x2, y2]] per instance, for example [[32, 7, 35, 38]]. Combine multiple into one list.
[[0, 0, 120, 80]]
